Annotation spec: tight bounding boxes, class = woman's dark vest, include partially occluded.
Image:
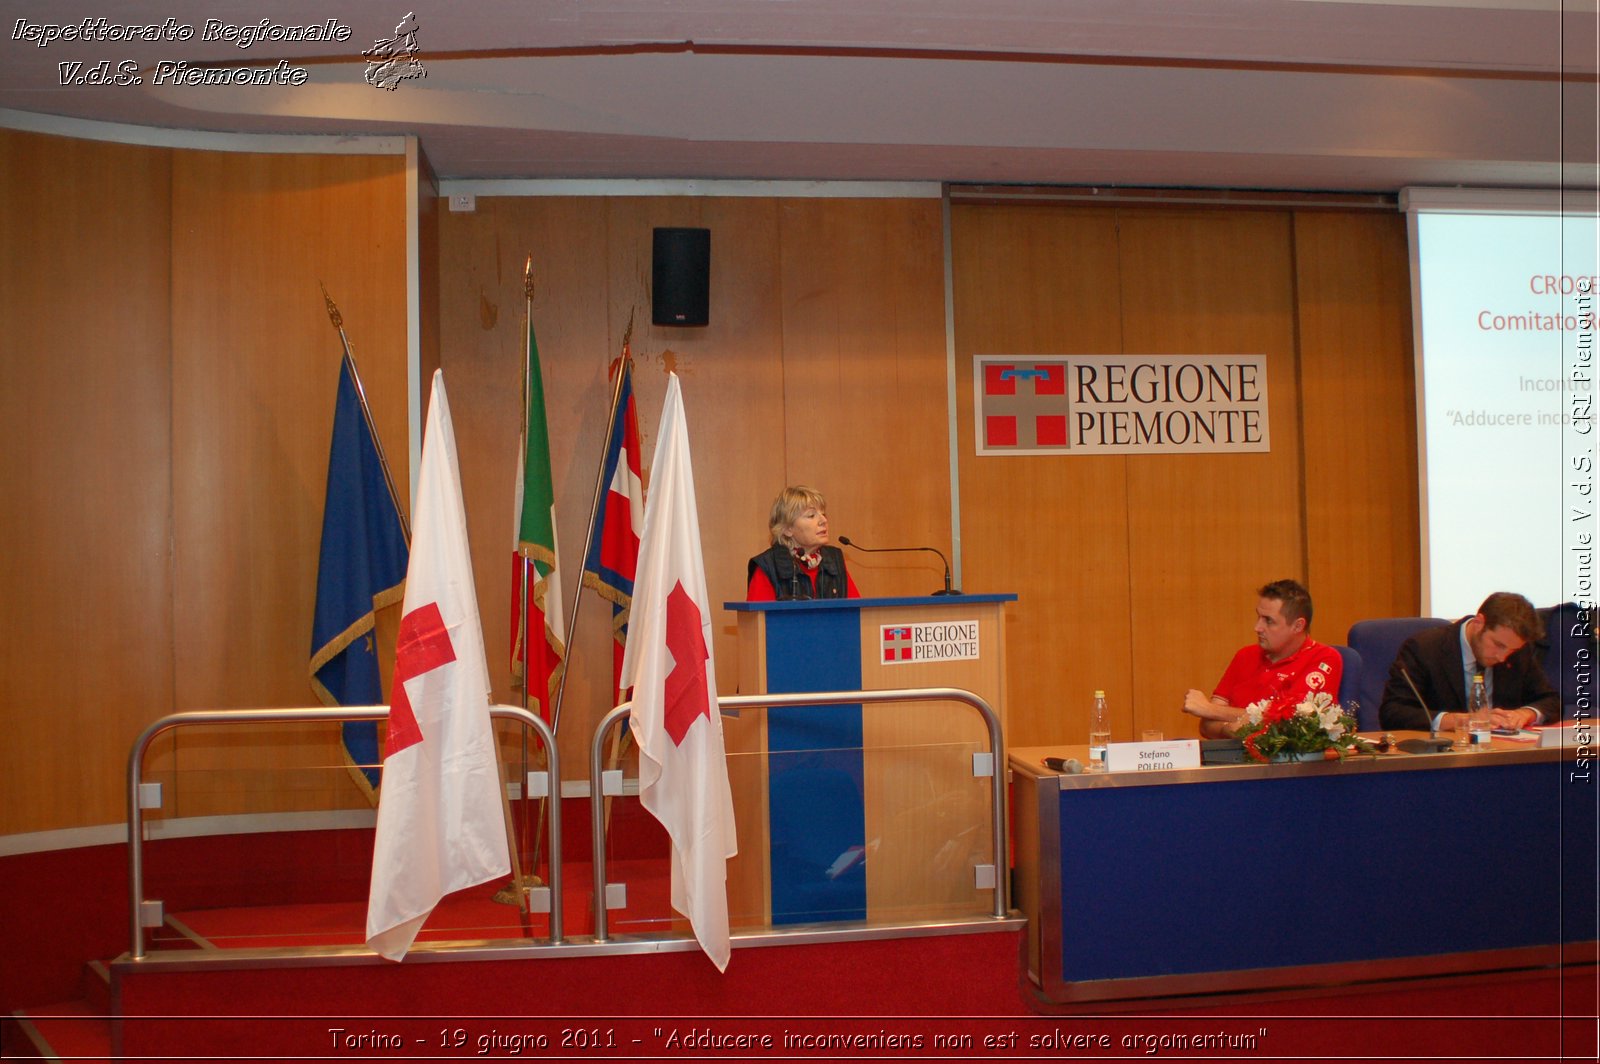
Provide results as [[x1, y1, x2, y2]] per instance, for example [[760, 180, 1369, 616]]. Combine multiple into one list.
[[747, 543, 848, 600]]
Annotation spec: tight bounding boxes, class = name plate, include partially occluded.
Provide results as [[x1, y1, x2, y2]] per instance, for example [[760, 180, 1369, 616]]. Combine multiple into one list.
[[1104, 739, 1201, 773], [1538, 722, 1586, 748]]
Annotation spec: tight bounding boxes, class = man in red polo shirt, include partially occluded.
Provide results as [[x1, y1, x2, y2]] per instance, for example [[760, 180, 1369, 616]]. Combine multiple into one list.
[[1182, 579, 1342, 739]]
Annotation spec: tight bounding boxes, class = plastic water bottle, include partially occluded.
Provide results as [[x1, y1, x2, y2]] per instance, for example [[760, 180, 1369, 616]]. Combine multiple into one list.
[[1468, 673, 1492, 750], [1089, 690, 1110, 769]]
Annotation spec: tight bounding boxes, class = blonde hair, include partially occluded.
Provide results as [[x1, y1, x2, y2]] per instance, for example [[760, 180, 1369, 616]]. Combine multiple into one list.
[[768, 485, 827, 546]]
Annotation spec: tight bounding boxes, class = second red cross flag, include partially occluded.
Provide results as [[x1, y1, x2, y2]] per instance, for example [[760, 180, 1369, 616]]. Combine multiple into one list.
[[619, 372, 738, 971]]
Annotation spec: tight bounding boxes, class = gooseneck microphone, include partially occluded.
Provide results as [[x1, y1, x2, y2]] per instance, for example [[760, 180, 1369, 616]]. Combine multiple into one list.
[[1396, 666, 1453, 753], [838, 536, 957, 595], [1399, 666, 1438, 738]]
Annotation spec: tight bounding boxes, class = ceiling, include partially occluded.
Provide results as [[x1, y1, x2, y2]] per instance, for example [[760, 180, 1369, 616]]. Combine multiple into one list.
[[1, 0, 1596, 191]]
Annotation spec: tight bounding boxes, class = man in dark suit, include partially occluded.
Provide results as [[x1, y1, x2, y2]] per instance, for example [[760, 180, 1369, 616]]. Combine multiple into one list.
[[1379, 591, 1559, 732]]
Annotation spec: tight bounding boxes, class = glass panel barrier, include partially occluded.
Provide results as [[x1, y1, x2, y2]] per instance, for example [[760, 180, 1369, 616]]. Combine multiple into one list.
[[589, 687, 1008, 943], [127, 706, 559, 959], [582, 736, 991, 937], [128, 691, 1005, 960], [860, 736, 994, 923]]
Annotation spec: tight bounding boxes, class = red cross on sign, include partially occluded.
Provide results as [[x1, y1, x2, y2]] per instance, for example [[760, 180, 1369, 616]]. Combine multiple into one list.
[[662, 582, 710, 746], [387, 601, 456, 755]]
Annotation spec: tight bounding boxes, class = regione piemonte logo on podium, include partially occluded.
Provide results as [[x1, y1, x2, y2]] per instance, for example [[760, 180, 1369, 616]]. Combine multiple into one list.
[[879, 621, 981, 665]]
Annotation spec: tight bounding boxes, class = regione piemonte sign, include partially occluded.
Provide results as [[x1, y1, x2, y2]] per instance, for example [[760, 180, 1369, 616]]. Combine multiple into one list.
[[974, 355, 1271, 456], [879, 621, 980, 665]]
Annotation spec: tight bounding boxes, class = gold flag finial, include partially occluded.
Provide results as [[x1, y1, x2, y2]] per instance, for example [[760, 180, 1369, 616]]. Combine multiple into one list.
[[622, 307, 635, 352], [320, 282, 343, 330], [523, 255, 534, 300]]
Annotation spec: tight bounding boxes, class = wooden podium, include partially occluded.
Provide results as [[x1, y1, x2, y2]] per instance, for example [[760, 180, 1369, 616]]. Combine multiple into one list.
[[723, 594, 1015, 926]]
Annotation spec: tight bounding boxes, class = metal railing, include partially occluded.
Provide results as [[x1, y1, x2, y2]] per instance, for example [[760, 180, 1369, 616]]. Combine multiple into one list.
[[125, 688, 1007, 961], [589, 686, 1010, 942], [125, 704, 558, 960]]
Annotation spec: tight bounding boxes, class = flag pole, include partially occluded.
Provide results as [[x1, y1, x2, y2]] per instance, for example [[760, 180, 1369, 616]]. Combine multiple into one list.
[[321, 284, 411, 542], [519, 258, 536, 724], [549, 309, 635, 741], [496, 751, 534, 925], [511, 260, 540, 903], [529, 314, 633, 884], [507, 554, 539, 906]]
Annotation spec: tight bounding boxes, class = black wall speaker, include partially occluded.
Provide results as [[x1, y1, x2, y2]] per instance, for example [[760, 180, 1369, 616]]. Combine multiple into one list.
[[652, 227, 710, 327]]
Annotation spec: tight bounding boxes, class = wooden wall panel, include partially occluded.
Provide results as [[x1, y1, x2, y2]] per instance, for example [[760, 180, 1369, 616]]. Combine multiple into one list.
[[416, 146, 443, 417], [955, 206, 1414, 750], [437, 196, 791, 780], [951, 204, 1405, 748], [3, 158, 1422, 838], [774, 199, 952, 596], [1118, 209, 1306, 740], [951, 205, 1134, 749], [608, 197, 789, 697], [0, 131, 175, 835], [1294, 211, 1420, 641], [437, 196, 950, 780], [439, 194, 643, 786], [168, 151, 409, 818]]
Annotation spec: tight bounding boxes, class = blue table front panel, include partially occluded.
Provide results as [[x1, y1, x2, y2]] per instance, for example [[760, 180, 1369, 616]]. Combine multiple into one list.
[[1056, 759, 1597, 983], [764, 607, 866, 924]]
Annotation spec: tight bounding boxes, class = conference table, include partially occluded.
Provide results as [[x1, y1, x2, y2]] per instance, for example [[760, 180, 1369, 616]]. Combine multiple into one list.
[[1009, 734, 1597, 1005]]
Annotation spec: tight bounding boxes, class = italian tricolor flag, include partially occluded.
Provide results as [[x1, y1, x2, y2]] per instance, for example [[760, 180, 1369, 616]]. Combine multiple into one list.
[[511, 308, 565, 719]]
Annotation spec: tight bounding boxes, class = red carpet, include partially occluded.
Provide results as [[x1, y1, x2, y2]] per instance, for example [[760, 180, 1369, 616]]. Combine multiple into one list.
[[155, 858, 671, 950], [5, 1000, 111, 1063]]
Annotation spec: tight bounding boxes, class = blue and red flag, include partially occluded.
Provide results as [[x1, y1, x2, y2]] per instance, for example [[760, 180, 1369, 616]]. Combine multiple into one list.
[[582, 354, 645, 705]]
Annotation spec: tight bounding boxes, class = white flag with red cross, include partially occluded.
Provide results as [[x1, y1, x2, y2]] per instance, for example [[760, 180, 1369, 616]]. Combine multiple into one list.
[[366, 370, 509, 962], [619, 372, 738, 972]]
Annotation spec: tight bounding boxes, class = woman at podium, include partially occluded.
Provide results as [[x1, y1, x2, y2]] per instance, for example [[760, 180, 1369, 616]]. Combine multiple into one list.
[[746, 485, 861, 601]]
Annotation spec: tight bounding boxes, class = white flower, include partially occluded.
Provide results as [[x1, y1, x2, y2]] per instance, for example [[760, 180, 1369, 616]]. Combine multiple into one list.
[[1244, 700, 1267, 725], [1324, 721, 1346, 741]]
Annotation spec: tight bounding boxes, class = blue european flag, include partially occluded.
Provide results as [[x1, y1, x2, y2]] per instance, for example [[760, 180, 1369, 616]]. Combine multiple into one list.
[[309, 356, 409, 800]]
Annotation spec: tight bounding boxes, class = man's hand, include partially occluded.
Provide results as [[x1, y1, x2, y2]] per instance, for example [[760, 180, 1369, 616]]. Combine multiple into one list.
[[1490, 707, 1539, 730], [1182, 689, 1235, 721], [1183, 690, 1244, 739]]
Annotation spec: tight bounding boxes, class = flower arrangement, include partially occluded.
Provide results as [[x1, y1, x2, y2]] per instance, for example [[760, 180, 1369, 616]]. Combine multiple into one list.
[[1231, 691, 1374, 762]]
